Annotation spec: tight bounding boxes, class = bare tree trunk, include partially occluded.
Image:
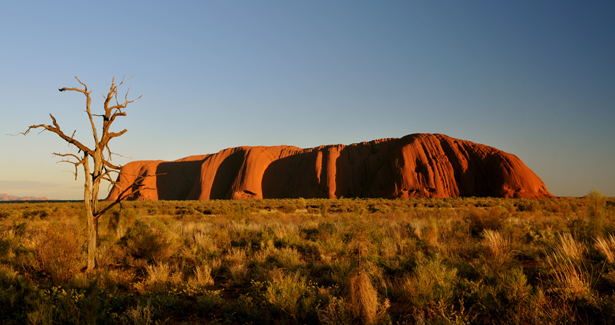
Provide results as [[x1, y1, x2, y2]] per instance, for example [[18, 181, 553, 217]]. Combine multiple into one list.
[[83, 154, 97, 270], [21, 76, 141, 271], [89, 148, 104, 270]]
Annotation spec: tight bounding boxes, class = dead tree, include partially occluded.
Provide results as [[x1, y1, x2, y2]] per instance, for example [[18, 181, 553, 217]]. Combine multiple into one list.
[[22, 76, 141, 270]]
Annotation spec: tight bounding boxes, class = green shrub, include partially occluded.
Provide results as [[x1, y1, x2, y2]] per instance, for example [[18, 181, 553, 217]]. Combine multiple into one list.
[[120, 220, 177, 263], [279, 203, 297, 214], [400, 253, 458, 308], [264, 269, 322, 323], [196, 290, 223, 315], [320, 203, 329, 217]]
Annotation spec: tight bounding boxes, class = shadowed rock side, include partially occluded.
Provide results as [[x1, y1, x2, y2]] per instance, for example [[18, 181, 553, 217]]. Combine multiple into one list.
[[107, 133, 553, 201]]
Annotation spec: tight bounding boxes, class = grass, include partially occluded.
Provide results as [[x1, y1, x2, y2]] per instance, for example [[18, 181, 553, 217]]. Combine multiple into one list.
[[0, 195, 614, 324]]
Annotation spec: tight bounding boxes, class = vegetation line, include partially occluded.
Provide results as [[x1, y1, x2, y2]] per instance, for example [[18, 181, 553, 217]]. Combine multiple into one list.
[[0, 194, 613, 324]]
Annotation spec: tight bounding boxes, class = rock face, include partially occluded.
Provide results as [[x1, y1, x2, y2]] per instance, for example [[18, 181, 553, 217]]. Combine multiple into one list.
[[107, 133, 553, 201]]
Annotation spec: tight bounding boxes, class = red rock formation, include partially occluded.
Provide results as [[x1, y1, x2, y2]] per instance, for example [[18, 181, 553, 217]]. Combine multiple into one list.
[[107, 133, 553, 201]]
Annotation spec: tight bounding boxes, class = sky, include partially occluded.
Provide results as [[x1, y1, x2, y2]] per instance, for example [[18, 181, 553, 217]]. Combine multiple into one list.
[[1, 1, 614, 199]]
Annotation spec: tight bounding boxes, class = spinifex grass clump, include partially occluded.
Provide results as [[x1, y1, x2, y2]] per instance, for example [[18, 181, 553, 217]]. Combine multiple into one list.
[[594, 234, 615, 263], [0, 195, 613, 324], [346, 221, 390, 325]]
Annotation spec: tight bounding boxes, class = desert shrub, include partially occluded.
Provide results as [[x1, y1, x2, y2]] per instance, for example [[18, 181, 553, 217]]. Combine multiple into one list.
[[279, 203, 298, 214], [217, 292, 266, 324], [120, 220, 177, 263], [516, 199, 539, 212], [318, 296, 354, 325], [106, 210, 121, 237], [22, 208, 53, 220], [465, 206, 507, 237], [12, 221, 28, 237], [0, 273, 41, 323], [0, 264, 18, 283], [459, 267, 533, 324], [120, 301, 155, 325], [0, 210, 11, 219], [264, 269, 322, 324], [499, 267, 532, 313], [95, 269, 136, 291], [296, 198, 307, 210], [318, 222, 338, 240], [400, 253, 458, 308], [35, 223, 83, 284], [320, 202, 329, 217], [587, 190, 607, 237], [95, 241, 126, 268], [232, 204, 250, 220], [196, 290, 223, 315], [0, 238, 11, 260], [368, 204, 390, 214], [422, 218, 439, 247]]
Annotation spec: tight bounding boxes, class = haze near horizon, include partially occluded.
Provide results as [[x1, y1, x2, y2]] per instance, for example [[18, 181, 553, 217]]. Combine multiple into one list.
[[1, 1, 614, 199]]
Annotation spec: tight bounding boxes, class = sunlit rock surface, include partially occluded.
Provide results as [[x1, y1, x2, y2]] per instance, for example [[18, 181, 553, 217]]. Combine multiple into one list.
[[107, 133, 553, 200]]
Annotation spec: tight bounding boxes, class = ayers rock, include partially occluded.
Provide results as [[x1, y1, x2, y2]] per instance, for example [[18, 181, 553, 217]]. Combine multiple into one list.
[[107, 133, 553, 201]]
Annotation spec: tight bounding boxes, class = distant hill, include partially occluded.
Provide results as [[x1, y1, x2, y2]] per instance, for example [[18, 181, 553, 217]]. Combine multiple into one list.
[[108, 133, 553, 201], [0, 193, 49, 201]]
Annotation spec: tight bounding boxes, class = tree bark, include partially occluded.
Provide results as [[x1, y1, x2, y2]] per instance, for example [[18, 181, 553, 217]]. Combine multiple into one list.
[[82, 154, 97, 270], [22, 76, 140, 271]]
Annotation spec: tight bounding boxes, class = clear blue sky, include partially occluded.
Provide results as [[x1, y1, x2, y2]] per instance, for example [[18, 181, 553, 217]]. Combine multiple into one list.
[[1, 1, 614, 199]]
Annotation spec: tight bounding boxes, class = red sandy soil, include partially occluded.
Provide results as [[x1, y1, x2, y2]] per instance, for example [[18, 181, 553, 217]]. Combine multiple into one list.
[[107, 133, 553, 201]]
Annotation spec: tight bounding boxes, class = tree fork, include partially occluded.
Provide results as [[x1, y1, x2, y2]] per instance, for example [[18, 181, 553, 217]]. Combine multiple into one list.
[[21, 76, 141, 270]]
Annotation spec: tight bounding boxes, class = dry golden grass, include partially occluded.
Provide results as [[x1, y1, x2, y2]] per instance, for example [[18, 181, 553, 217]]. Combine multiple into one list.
[[594, 234, 615, 263], [546, 250, 591, 297], [34, 223, 83, 284], [349, 272, 379, 324], [190, 262, 214, 286], [557, 232, 585, 262], [0, 196, 613, 324], [145, 262, 181, 284], [482, 229, 511, 263]]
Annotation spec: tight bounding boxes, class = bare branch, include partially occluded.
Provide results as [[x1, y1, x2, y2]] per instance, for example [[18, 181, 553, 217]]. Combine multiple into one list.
[[116, 75, 134, 88], [105, 148, 131, 162], [24, 76, 140, 271], [94, 173, 157, 220], [58, 87, 88, 95], [53, 152, 82, 161], [74, 76, 88, 90], [104, 129, 127, 143], [53, 152, 86, 180], [21, 117, 93, 155], [102, 159, 121, 170]]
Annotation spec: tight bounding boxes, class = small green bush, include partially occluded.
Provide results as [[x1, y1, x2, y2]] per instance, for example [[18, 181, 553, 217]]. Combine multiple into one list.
[[120, 220, 177, 263], [279, 203, 297, 214]]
